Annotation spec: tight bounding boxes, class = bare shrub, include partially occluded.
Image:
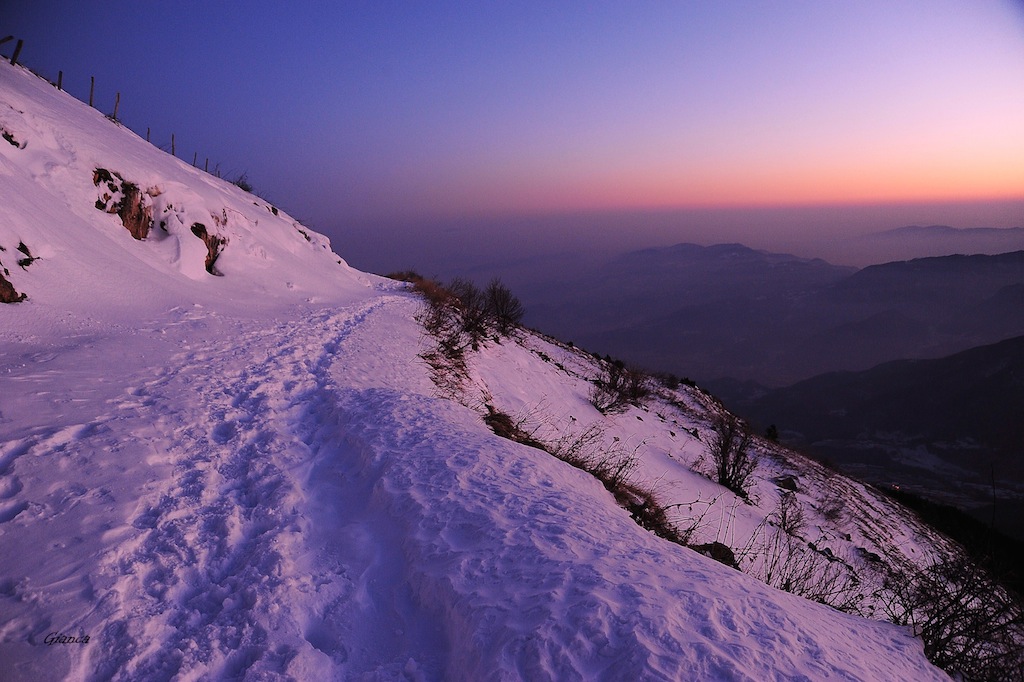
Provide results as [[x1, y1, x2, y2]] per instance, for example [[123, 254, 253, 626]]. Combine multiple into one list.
[[881, 556, 1024, 680], [742, 496, 863, 613], [405, 276, 472, 393], [663, 494, 724, 546], [819, 496, 845, 523], [483, 405, 546, 450], [232, 172, 254, 193], [412, 276, 526, 350], [765, 542, 863, 611], [484, 278, 525, 334], [385, 270, 423, 282], [775, 491, 805, 537], [615, 481, 684, 545], [546, 423, 605, 468], [448, 278, 491, 349], [589, 361, 651, 414], [540, 422, 681, 544], [546, 424, 635, 484], [416, 283, 463, 348], [420, 346, 467, 396], [699, 414, 756, 498]]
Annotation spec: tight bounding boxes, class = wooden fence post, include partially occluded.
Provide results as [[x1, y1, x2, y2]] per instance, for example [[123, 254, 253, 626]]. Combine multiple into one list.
[[171, 134, 175, 157], [204, 158, 209, 172], [113, 92, 120, 120], [10, 39, 23, 66], [57, 71, 63, 90], [146, 127, 150, 142], [89, 77, 95, 107], [192, 152, 197, 166]]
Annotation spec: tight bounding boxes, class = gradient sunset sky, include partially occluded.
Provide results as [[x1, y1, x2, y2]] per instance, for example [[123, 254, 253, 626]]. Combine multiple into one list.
[[6, 1, 1024, 268]]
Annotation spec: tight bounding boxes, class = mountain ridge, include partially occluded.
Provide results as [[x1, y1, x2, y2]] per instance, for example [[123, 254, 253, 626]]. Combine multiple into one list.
[[523, 242, 1024, 386], [723, 334, 1024, 540]]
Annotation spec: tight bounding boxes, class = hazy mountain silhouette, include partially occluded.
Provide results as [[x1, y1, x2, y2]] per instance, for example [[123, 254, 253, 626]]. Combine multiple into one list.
[[841, 225, 1024, 265], [726, 336, 1024, 539], [526, 246, 1024, 386]]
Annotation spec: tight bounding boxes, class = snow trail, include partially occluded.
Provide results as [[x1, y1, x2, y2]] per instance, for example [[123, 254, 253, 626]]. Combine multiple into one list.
[[1, 294, 429, 680], [77, 297, 404, 681]]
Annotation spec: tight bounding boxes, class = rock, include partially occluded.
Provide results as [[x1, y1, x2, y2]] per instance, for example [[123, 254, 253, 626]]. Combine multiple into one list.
[[0, 270, 26, 303], [190, 222, 227, 276]]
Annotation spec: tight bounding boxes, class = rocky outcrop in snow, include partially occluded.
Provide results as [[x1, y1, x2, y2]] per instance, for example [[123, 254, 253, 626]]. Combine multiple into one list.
[[0, 268, 25, 302], [189, 221, 227, 275], [92, 168, 154, 240]]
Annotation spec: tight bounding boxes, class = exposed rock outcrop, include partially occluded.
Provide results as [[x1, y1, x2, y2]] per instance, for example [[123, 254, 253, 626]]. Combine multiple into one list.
[[16, 241, 38, 268], [92, 168, 153, 240], [0, 273, 24, 302], [190, 222, 227, 276], [2, 124, 24, 149], [0, 258, 26, 303]]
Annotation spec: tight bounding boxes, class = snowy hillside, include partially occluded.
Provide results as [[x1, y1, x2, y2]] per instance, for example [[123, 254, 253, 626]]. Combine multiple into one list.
[[0, 59, 971, 680]]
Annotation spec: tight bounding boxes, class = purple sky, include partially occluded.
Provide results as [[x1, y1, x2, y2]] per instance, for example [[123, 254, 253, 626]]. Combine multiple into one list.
[[6, 1, 1024, 272]]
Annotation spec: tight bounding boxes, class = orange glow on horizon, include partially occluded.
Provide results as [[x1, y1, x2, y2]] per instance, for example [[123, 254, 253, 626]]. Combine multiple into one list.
[[415, 157, 1024, 222]]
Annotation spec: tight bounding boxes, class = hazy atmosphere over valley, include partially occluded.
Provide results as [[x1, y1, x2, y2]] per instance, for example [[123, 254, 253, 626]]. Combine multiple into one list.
[[3, 2, 1024, 680]]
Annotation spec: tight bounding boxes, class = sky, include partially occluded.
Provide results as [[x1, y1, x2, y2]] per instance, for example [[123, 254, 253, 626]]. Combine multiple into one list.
[[5, 1, 1024, 273]]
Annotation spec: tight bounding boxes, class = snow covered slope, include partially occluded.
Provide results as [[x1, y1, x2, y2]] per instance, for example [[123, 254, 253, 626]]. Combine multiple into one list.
[[0, 58, 952, 680]]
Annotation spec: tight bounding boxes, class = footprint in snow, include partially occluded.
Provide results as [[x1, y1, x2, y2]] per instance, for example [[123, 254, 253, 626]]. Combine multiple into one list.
[[211, 421, 237, 444], [0, 475, 23, 499]]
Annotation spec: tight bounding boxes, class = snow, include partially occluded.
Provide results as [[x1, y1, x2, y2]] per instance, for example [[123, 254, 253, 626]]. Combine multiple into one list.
[[0, 59, 951, 680]]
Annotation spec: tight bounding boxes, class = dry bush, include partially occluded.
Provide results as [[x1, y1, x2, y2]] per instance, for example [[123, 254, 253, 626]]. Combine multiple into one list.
[[484, 278, 525, 334], [819, 496, 845, 523], [404, 276, 472, 392], [493, 417, 683, 545], [447, 276, 526, 345], [589, 361, 651, 414], [483, 405, 546, 450], [698, 414, 757, 498], [448, 278, 491, 348], [775, 491, 805, 536], [713, 490, 862, 612], [663, 494, 725, 547], [881, 556, 1024, 680], [615, 481, 685, 545]]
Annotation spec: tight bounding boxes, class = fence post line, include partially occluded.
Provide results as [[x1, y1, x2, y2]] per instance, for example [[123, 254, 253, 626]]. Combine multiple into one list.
[[89, 77, 95, 107], [192, 152, 197, 166], [171, 134, 175, 157], [10, 39, 23, 66], [113, 92, 120, 120], [57, 71, 63, 90], [205, 158, 209, 172], [146, 127, 150, 142]]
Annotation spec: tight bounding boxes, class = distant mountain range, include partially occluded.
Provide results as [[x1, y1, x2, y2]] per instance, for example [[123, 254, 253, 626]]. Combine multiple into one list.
[[718, 335, 1024, 540], [525, 244, 1024, 386], [842, 225, 1024, 265]]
